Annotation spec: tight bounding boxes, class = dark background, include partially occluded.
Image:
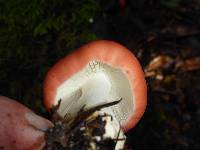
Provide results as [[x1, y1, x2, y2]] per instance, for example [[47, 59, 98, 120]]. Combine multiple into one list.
[[0, 0, 200, 149]]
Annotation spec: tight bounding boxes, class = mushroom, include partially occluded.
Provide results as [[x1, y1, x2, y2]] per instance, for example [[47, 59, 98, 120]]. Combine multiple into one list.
[[43, 40, 147, 148]]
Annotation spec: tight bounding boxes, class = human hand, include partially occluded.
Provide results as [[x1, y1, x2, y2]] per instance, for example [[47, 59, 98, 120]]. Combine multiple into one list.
[[0, 96, 53, 150]]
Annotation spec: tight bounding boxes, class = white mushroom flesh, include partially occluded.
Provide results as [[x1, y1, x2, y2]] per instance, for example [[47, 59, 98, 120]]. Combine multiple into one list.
[[54, 60, 134, 149]]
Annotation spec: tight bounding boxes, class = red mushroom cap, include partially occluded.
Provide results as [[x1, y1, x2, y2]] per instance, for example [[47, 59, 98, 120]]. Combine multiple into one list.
[[43, 40, 147, 131]]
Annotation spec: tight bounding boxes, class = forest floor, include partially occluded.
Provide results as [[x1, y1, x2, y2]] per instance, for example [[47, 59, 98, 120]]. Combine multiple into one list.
[[0, 0, 200, 150]]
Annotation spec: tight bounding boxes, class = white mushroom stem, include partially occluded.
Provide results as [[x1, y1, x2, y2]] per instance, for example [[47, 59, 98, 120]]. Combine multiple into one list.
[[91, 110, 126, 150], [102, 113, 126, 150]]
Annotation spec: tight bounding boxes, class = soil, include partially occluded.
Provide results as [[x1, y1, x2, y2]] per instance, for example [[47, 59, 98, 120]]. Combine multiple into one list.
[[44, 100, 124, 150]]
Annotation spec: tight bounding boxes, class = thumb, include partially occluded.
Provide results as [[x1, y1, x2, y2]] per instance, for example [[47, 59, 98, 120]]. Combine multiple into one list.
[[0, 96, 53, 150]]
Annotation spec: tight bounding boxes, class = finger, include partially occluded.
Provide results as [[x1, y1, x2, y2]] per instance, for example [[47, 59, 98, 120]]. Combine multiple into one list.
[[0, 96, 53, 150]]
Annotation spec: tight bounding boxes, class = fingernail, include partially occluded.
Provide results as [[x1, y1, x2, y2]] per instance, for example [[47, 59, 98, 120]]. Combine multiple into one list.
[[25, 112, 54, 131]]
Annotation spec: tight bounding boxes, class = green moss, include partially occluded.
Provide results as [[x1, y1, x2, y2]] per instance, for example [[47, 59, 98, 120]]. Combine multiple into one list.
[[161, 0, 181, 8], [0, 0, 99, 113]]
